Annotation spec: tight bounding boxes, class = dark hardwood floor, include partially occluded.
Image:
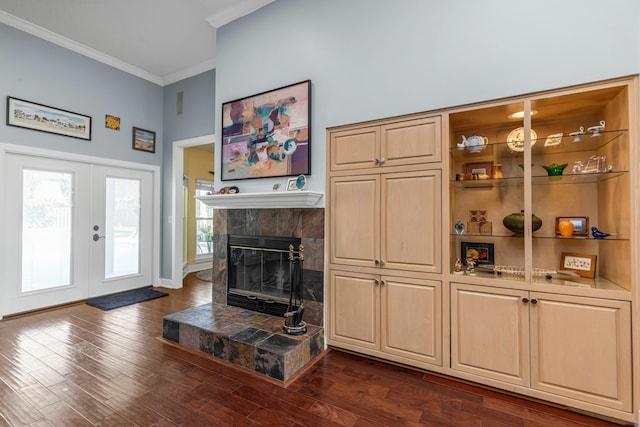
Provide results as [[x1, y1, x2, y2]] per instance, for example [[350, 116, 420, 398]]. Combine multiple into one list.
[[0, 274, 630, 426]]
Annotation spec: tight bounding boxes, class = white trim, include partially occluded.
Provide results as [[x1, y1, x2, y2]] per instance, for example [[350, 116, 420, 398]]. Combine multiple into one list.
[[162, 58, 216, 86], [172, 134, 216, 289], [0, 11, 163, 86], [206, 0, 276, 29], [0, 142, 162, 302]]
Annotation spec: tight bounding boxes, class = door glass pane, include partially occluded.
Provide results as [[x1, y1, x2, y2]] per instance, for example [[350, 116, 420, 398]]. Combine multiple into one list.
[[22, 169, 72, 292], [195, 188, 214, 256], [105, 177, 140, 278]]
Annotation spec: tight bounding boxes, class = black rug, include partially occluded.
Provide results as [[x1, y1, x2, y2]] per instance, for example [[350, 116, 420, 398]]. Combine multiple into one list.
[[86, 286, 168, 310]]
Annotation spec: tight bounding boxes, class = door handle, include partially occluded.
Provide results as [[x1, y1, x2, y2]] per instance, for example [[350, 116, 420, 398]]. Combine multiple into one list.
[[92, 234, 105, 242]]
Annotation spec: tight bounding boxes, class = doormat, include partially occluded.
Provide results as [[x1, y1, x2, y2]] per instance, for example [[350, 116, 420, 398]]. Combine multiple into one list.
[[195, 269, 212, 281], [86, 286, 168, 311]]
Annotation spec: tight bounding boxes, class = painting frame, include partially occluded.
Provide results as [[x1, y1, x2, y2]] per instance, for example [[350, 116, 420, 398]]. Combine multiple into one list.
[[221, 80, 311, 181], [461, 242, 495, 266], [555, 216, 589, 236], [132, 127, 156, 153], [560, 252, 597, 279], [6, 96, 92, 140]]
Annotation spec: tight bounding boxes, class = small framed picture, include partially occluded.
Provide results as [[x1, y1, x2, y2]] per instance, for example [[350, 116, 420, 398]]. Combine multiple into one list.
[[132, 127, 156, 153], [555, 216, 589, 236], [105, 114, 120, 131], [560, 252, 597, 279], [461, 242, 494, 266], [286, 175, 306, 191], [465, 162, 492, 175]]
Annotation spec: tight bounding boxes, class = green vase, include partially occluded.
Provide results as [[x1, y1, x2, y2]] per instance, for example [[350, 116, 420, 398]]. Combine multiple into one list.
[[503, 210, 543, 234]]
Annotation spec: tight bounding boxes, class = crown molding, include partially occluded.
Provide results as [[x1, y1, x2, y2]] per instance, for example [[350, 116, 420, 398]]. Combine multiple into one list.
[[162, 58, 216, 86], [206, 0, 275, 29], [0, 10, 164, 86]]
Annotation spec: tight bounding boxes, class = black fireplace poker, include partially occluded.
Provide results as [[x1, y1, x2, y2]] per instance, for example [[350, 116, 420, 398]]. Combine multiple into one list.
[[283, 243, 307, 335]]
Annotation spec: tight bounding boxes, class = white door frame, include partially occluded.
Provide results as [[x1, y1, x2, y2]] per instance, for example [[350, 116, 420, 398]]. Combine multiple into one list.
[[0, 142, 161, 318], [169, 133, 216, 289]]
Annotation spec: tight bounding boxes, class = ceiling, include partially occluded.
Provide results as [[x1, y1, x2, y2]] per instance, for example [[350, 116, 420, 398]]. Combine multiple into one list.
[[0, 0, 275, 86]]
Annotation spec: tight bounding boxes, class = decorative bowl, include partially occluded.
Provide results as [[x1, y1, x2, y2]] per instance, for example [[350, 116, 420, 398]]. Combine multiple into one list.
[[542, 163, 568, 176], [503, 210, 543, 234]]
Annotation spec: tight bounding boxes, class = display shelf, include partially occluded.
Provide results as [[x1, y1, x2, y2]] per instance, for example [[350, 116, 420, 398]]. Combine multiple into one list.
[[196, 191, 324, 209], [530, 129, 626, 155]]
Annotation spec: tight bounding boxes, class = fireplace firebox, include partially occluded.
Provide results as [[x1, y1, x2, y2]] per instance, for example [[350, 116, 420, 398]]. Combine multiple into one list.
[[227, 235, 302, 316]]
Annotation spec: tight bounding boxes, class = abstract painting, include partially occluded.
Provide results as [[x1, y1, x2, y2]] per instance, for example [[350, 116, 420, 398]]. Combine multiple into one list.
[[221, 80, 311, 180]]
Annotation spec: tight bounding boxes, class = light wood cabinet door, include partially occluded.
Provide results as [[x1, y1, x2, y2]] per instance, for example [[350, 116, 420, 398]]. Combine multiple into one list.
[[451, 283, 530, 386], [381, 170, 441, 273], [381, 276, 442, 366], [530, 293, 632, 412], [330, 175, 380, 268], [330, 126, 380, 172], [381, 116, 441, 167], [328, 270, 380, 350]]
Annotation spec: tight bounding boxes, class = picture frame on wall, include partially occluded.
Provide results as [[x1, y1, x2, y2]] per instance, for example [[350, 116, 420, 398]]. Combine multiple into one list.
[[461, 242, 494, 266], [220, 80, 311, 181], [6, 96, 92, 140], [132, 127, 156, 153]]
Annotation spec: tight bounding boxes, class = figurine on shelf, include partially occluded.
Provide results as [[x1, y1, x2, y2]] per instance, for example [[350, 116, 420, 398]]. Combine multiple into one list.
[[591, 226, 616, 239], [453, 257, 464, 275], [466, 257, 476, 276]]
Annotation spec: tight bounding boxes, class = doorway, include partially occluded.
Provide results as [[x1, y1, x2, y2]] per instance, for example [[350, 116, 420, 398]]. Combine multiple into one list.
[[2, 152, 156, 316]]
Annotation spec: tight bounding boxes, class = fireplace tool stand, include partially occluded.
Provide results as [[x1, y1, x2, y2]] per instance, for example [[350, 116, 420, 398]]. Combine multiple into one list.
[[283, 244, 306, 335]]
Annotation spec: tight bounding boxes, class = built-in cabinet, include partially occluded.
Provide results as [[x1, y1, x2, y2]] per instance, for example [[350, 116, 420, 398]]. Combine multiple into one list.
[[327, 115, 444, 369], [326, 76, 639, 423]]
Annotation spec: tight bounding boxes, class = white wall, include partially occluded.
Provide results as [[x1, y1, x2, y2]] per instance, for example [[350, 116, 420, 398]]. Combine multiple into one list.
[[215, 0, 640, 196]]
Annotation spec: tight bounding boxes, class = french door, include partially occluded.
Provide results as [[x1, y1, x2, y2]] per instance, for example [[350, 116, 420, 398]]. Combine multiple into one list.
[[2, 154, 153, 315]]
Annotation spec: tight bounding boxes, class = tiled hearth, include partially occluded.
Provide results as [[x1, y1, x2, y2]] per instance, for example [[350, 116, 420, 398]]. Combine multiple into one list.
[[163, 303, 324, 382], [163, 207, 325, 382]]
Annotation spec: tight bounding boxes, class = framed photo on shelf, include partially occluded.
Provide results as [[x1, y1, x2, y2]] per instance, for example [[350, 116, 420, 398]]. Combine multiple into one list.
[[461, 242, 494, 266], [465, 162, 492, 175], [221, 80, 311, 181], [555, 216, 589, 236], [560, 252, 597, 279], [132, 127, 156, 153], [6, 96, 92, 140]]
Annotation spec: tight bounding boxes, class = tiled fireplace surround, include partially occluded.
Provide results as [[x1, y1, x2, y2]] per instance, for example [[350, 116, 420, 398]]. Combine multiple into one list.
[[163, 208, 325, 382]]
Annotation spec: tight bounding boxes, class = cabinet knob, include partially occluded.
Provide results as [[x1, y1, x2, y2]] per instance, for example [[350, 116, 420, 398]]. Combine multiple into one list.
[[375, 157, 386, 164], [379, 260, 385, 266], [522, 297, 529, 303], [374, 279, 380, 285], [374, 259, 380, 265], [531, 298, 538, 304], [380, 280, 385, 285]]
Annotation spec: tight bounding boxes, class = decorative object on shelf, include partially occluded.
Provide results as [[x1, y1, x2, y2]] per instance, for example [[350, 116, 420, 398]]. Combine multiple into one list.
[[588, 120, 606, 136], [221, 79, 311, 180], [560, 252, 597, 279], [583, 155, 607, 173], [7, 96, 92, 141], [542, 163, 568, 176], [287, 174, 306, 191], [465, 257, 476, 276], [461, 242, 494, 266], [506, 127, 537, 152], [555, 216, 589, 236], [272, 183, 281, 191], [453, 257, 464, 275], [458, 135, 488, 153], [228, 186, 239, 194], [454, 220, 465, 235], [467, 210, 491, 235], [218, 187, 229, 194], [466, 162, 492, 175], [544, 132, 563, 147], [132, 127, 156, 153], [490, 164, 504, 179], [502, 210, 543, 234], [591, 226, 616, 239], [557, 219, 574, 238], [569, 126, 585, 142], [491, 265, 557, 278]]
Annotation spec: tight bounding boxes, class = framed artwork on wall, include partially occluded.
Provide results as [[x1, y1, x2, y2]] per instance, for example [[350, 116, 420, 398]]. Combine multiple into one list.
[[6, 96, 92, 140], [220, 80, 311, 181], [132, 127, 156, 153]]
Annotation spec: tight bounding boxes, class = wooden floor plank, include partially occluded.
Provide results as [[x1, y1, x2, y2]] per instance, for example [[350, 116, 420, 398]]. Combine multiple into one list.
[[0, 273, 631, 427]]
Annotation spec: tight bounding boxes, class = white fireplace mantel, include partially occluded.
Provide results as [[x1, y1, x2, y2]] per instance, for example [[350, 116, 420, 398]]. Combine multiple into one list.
[[196, 191, 324, 209]]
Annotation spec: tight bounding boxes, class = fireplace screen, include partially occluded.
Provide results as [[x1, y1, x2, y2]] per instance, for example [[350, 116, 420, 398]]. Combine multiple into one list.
[[227, 235, 301, 315]]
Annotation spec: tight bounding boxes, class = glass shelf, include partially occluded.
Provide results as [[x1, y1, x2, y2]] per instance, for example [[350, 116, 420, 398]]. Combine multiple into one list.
[[451, 170, 627, 187]]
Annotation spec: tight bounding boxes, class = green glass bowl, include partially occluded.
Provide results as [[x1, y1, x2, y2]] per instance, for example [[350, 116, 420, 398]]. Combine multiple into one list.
[[542, 163, 568, 176]]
